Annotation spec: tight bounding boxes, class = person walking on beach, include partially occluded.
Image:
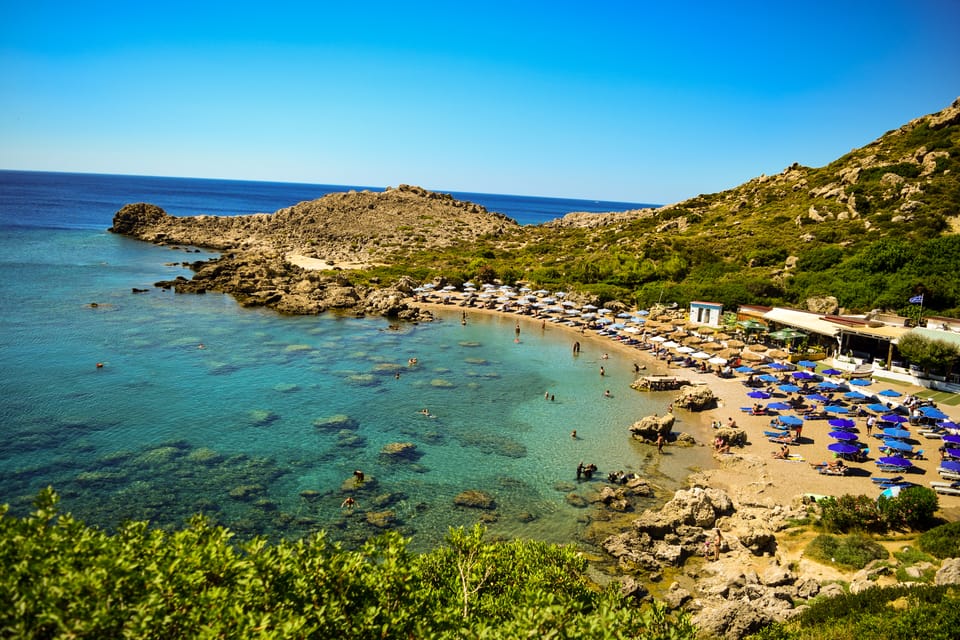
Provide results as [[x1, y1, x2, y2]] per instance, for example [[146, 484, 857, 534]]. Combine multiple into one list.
[[656, 433, 665, 454]]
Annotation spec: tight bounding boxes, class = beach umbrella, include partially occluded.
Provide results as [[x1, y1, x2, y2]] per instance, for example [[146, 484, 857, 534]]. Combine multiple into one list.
[[844, 391, 868, 400], [945, 448, 960, 460], [748, 390, 771, 399], [737, 319, 767, 332], [942, 434, 960, 445], [829, 418, 856, 429], [878, 389, 902, 397], [821, 368, 843, 375], [616, 312, 633, 319], [758, 374, 778, 383], [882, 427, 912, 439], [714, 332, 732, 340], [708, 356, 728, 365], [797, 359, 819, 368], [881, 414, 909, 423], [940, 460, 960, 473], [829, 431, 859, 442], [818, 381, 840, 390], [807, 393, 831, 403], [768, 362, 791, 371], [779, 384, 801, 393], [735, 365, 756, 374], [649, 335, 667, 343], [920, 407, 949, 420], [824, 405, 850, 414], [676, 345, 695, 353], [598, 308, 612, 315], [882, 439, 914, 452], [866, 403, 890, 413], [779, 415, 803, 426], [880, 484, 912, 498], [767, 402, 791, 411], [792, 371, 814, 380], [769, 328, 806, 341], [767, 349, 791, 360], [692, 351, 711, 359], [877, 456, 913, 469], [740, 349, 764, 361], [828, 442, 860, 455], [849, 378, 872, 386], [662, 341, 680, 349], [725, 339, 746, 348], [938, 421, 958, 430]]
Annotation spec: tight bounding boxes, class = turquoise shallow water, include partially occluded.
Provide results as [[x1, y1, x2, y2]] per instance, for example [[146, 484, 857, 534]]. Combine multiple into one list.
[[0, 227, 675, 551], [0, 171, 672, 552]]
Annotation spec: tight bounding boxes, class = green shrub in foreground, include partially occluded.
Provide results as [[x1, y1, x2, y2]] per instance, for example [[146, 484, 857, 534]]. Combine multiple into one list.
[[918, 520, 960, 559], [748, 584, 960, 640], [805, 533, 888, 570], [0, 488, 696, 640]]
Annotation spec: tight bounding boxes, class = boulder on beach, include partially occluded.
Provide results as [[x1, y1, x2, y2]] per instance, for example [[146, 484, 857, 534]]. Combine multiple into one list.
[[629, 413, 675, 443], [673, 384, 717, 411]]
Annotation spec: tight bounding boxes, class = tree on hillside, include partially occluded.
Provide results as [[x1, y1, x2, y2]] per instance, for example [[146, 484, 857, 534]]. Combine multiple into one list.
[[895, 332, 960, 377]]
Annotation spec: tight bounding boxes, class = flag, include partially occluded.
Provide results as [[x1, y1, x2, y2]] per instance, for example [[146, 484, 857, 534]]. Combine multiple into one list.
[[909, 294, 924, 304]]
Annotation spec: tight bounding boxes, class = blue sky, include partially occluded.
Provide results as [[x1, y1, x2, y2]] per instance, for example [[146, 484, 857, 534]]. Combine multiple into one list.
[[2, 1, 958, 203]]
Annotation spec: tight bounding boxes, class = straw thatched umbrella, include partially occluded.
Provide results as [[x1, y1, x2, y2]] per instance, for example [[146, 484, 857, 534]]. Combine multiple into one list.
[[725, 339, 745, 349], [714, 332, 731, 341], [740, 349, 764, 361], [717, 348, 740, 360], [748, 343, 768, 352], [683, 335, 703, 346], [767, 349, 790, 360], [703, 341, 725, 351]]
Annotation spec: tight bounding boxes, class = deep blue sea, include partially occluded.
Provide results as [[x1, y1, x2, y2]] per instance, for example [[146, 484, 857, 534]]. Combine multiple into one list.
[[0, 170, 679, 551]]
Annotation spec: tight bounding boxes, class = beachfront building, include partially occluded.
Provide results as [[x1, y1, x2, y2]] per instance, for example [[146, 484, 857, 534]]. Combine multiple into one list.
[[742, 305, 960, 390], [689, 301, 723, 328]]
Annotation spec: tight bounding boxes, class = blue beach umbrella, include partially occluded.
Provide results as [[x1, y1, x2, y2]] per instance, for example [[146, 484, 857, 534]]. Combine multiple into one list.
[[882, 439, 914, 452], [939, 421, 959, 430], [866, 403, 890, 413], [921, 407, 949, 420], [735, 365, 756, 374], [881, 414, 909, 423], [768, 362, 791, 371], [942, 434, 960, 445], [878, 389, 902, 397], [844, 391, 868, 400], [797, 360, 819, 369], [779, 384, 801, 393], [849, 378, 872, 386], [758, 374, 778, 383], [828, 442, 860, 455], [819, 382, 840, 390], [767, 402, 791, 411], [822, 368, 843, 375], [748, 390, 771, 399], [829, 418, 856, 429], [824, 405, 850, 414], [829, 431, 859, 441], [792, 371, 814, 380], [779, 415, 803, 426], [940, 460, 960, 473], [877, 456, 913, 469], [945, 448, 960, 460], [807, 394, 831, 403], [882, 428, 912, 439]]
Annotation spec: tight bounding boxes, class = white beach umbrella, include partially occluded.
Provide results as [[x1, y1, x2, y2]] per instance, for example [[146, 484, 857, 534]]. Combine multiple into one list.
[[692, 351, 712, 359], [582, 304, 598, 310], [650, 336, 667, 343], [708, 356, 728, 365], [662, 341, 680, 349], [676, 345, 695, 353]]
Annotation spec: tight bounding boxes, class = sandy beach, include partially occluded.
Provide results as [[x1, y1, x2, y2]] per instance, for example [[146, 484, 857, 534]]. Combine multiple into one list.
[[415, 298, 960, 520]]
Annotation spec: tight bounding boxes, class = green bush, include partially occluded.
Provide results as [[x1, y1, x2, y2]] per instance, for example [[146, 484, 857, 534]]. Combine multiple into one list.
[[0, 489, 697, 640], [805, 533, 888, 570], [877, 486, 939, 530], [818, 495, 886, 533], [918, 521, 960, 559]]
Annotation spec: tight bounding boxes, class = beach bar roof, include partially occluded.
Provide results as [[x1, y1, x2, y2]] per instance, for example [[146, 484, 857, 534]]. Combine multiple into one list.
[[762, 308, 840, 337]]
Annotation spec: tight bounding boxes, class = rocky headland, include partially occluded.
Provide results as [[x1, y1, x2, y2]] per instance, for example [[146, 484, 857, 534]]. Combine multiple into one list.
[[109, 184, 519, 317]]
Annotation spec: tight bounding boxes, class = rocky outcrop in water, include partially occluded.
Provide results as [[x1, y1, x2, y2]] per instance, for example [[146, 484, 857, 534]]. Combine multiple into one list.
[[110, 185, 519, 318]]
